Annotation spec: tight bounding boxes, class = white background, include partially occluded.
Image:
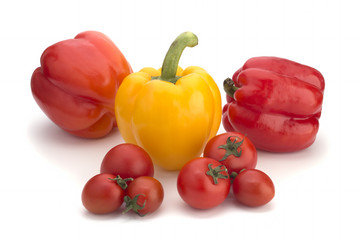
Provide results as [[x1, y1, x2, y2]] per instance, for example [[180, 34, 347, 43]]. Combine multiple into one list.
[[1, 0, 359, 239]]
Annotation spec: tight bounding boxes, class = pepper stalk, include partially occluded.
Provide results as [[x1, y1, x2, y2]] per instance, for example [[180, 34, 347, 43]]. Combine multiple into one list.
[[223, 78, 240, 99], [153, 31, 198, 84]]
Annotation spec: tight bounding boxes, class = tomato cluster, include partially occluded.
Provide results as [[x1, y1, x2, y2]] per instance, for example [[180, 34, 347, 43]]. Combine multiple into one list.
[[82, 143, 164, 216], [177, 132, 275, 209], [82, 132, 275, 215]]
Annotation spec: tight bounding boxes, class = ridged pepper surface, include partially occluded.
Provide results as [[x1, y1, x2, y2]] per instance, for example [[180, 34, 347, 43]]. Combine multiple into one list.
[[222, 57, 324, 152], [31, 31, 132, 138]]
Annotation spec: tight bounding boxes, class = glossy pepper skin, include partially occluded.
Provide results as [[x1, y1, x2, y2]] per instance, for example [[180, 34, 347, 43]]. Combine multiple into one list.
[[115, 32, 221, 170], [31, 31, 132, 138], [223, 57, 324, 152]]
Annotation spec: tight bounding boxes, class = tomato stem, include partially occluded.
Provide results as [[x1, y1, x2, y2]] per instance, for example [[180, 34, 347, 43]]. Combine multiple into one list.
[[218, 136, 245, 161], [122, 194, 147, 217], [206, 163, 229, 184], [108, 176, 133, 190], [230, 168, 247, 182]]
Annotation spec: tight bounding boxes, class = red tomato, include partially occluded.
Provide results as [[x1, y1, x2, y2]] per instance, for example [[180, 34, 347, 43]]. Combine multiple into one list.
[[232, 169, 275, 207], [177, 157, 231, 209], [81, 173, 130, 214], [204, 132, 257, 176], [100, 143, 154, 179], [123, 176, 164, 216]]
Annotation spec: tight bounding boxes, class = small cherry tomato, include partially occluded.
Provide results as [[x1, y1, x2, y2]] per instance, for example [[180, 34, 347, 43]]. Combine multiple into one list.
[[123, 176, 164, 216], [100, 143, 154, 179], [81, 173, 132, 214], [204, 132, 257, 177], [232, 169, 275, 207], [177, 157, 231, 209]]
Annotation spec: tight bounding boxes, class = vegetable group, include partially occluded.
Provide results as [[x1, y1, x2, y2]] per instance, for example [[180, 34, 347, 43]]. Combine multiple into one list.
[[178, 134, 275, 209], [82, 144, 163, 216], [31, 31, 325, 217]]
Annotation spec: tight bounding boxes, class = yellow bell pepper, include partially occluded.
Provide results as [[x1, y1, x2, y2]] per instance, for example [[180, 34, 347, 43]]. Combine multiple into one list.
[[115, 32, 221, 170]]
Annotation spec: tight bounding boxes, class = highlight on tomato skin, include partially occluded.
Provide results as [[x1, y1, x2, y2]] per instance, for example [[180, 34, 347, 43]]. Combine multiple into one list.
[[232, 169, 275, 207], [81, 173, 130, 214], [100, 143, 154, 179], [177, 157, 231, 210]]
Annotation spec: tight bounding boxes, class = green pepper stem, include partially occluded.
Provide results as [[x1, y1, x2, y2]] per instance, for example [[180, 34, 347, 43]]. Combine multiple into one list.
[[223, 78, 240, 99], [160, 32, 198, 83]]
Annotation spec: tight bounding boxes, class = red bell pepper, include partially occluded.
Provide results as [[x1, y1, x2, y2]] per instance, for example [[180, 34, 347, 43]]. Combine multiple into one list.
[[31, 31, 132, 138], [222, 57, 324, 152]]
